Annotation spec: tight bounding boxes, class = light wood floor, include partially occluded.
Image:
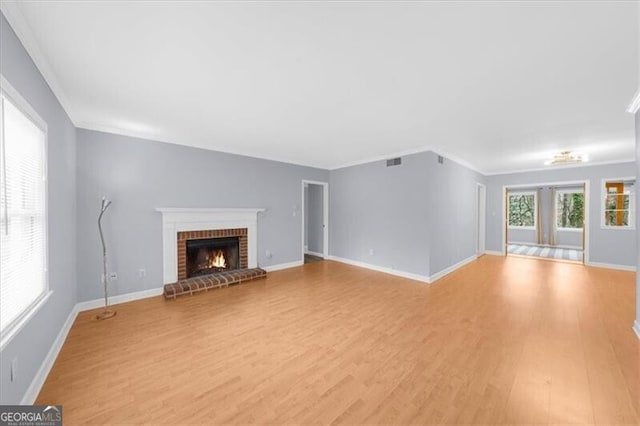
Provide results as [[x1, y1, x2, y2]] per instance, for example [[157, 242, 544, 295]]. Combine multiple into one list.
[[37, 256, 639, 425]]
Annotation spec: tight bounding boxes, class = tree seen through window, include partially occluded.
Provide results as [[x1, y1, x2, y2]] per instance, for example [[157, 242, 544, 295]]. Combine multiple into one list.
[[508, 193, 535, 227]]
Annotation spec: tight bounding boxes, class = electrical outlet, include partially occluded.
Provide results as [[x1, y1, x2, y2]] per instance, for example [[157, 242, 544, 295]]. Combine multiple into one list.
[[265, 250, 273, 259], [109, 272, 118, 281], [11, 358, 17, 382], [369, 248, 374, 256], [138, 269, 146, 279]]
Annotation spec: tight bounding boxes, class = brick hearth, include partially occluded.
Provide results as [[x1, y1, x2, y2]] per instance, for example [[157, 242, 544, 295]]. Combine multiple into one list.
[[163, 267, 267, 299]]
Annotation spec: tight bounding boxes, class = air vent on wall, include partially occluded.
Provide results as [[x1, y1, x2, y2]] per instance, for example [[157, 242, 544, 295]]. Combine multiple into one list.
[[386, 157, 402, 167]]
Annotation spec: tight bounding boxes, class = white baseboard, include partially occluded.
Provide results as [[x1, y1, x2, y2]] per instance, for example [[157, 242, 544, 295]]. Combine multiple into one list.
[[484, 250, 505, 256], [429, 255, 477, 283], [585, 261, 636, 272], [633, 320, 640, 340], [76, 287, 164, 312], [304, 250, 324, 258], [21, 304, 79, 404], [327, 255, 430, 283], [262, 260, 304, 272]]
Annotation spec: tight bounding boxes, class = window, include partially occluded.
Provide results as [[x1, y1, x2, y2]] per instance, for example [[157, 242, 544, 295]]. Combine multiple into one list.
[[556, 189, 584, 230], [602, 179, 635, 229], [0, 78, 48, 340], [508, 192, 536, 228]]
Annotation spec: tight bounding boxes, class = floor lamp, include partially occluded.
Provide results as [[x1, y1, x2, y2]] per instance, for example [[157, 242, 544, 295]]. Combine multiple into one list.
[[97, 196, 116, 320]]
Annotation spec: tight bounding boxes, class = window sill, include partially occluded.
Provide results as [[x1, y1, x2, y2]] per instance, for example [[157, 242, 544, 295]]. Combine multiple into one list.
[[600, 226, 636, 231], [507, 226, 536, 230], [557, 228, 584, 232], [0, 290, 53, 351]]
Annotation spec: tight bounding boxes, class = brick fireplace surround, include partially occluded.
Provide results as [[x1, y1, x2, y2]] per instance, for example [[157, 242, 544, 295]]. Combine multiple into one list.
[[157, 208, 267, 299], [177, 228, 248, 280]]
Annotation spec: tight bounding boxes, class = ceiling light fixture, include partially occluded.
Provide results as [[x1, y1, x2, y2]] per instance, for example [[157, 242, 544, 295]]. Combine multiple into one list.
[[544, 150, 587, 166]]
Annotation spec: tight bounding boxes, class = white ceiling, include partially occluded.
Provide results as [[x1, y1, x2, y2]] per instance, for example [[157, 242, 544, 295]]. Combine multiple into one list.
[[2, 1, 638, 173]]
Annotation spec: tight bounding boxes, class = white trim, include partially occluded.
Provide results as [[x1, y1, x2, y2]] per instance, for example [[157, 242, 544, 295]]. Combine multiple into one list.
[[330, 146, 485, 175], [600, 177, 636, 230], [328, 254, 479, 284], [429, 255, 478, 283], [263, 260, 304, 272], [627, 90, 640, 114], [155, 208, 265, 214], [0, 74, 50, 344], [328, 255, 431, 283], [476, 183, 486, 256], [0, 75, 48, 131], [485, 160, 636, 176], [0, 291, 52, 351], [156, 208, 265, 284], [484, 250, 505, 256], [76, 287, 164, 312], [305, 250, 324, 258], [633, 320, 640, 340], [20, 302, 78, 405], [0, 2, 77, 125], [585, 261, 636, 272], [301, 180, 329, 263]]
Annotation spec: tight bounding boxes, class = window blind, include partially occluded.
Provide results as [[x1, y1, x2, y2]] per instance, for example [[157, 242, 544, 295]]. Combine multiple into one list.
[[0, 93, 47, 336]]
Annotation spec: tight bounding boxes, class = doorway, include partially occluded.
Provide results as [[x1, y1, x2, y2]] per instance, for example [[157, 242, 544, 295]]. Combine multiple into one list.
[[477, 183, 486, 256], [503, 181, 588, 264], [302, 180, 329, 263]]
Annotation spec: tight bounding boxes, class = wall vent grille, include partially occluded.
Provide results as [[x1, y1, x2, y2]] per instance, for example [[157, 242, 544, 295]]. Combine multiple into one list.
[[386, 157, 402, 167]]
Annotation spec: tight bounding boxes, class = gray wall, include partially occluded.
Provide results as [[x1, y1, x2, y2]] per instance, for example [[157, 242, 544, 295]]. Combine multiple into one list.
[[330, 152, 432, 277], [306, 184, 324, 254], [486, 162, 636, 267], [0, 13, 77, 404], [329, 151, 484, 279], [428, 153, 486, 275], [76, 129, 328, 301]]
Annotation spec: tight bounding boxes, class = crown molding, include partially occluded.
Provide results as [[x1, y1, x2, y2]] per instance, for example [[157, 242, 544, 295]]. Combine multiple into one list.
[[76, 121, 328, 170], [484, 159, 636, 176], [329, 145, 486, 175], [627, 89, 640, 114], [0, 1, 77, 125]]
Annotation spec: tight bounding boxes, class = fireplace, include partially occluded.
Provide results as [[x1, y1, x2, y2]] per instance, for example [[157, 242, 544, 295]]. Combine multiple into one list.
[[186, 237, 239, 278], [176, 228, 248, 280]]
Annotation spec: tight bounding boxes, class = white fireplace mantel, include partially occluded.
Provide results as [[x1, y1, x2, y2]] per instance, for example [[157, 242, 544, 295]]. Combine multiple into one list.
[[156, 208, 265, 284]]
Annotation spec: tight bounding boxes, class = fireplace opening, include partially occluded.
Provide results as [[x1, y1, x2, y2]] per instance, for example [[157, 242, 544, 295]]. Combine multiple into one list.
[[186, 237, 240, 278]]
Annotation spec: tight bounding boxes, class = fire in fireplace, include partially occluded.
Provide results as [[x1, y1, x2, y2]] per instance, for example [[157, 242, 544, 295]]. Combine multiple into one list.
[[186, 237, 240, 278]]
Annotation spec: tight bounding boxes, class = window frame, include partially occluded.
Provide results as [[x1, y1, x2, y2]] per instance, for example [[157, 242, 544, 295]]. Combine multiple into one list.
[[0, 75, 50, 350], [507, 190, 537, 230], [600, 177, 635, 231], [555, 188, 585, 232]]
